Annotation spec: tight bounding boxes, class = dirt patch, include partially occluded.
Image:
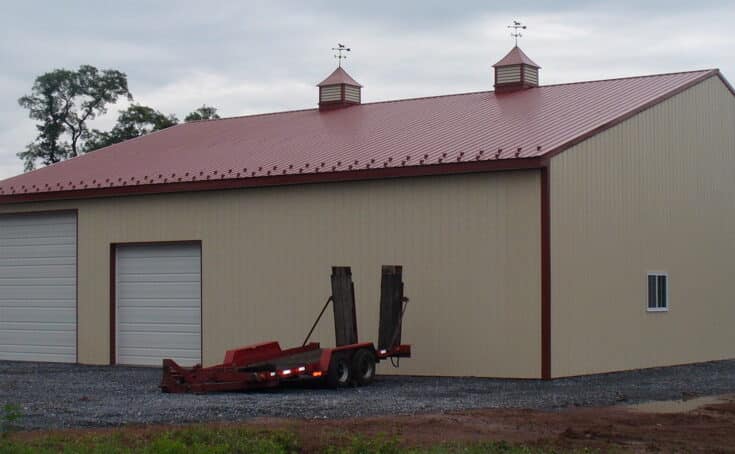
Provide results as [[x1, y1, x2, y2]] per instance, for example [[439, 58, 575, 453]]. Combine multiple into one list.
[[11, 395, 735, 452], [625, 393, 732, 413]]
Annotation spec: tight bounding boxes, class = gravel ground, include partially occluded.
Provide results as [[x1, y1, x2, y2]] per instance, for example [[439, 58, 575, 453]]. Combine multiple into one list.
[[2, 359, 735, 430]]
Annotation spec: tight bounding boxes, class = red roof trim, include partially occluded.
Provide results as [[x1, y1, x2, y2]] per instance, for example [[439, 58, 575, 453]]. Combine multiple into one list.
[[0, 158, 545, 204], [540, 69, 721, 163], [715, 70, 735, 97]]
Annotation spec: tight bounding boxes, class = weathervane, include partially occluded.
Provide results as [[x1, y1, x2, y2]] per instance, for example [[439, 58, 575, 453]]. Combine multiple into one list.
[[332, 43, 351, 67], [507, 20, 527, 46]]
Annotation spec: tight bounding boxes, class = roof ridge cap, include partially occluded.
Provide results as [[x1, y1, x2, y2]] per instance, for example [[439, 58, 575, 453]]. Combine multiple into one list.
[[178, 70, 720, 124], [540, 68, 717, 89], [132, 70, 723, 129], [190, 106, 318, 123], [200, 91, 496, 120], [359, 90, 492, 106]]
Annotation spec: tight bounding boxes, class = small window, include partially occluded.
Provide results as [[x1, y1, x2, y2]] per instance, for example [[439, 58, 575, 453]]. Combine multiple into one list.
[[647, 273, 668, 312]]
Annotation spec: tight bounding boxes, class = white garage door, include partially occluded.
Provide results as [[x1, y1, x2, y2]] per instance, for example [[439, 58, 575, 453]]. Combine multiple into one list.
[[116, 243, 201, 366], [0, 212, 77, 362]]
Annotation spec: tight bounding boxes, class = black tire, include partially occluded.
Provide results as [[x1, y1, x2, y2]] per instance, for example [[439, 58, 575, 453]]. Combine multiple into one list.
[[351, 349, 376, 387], [326, 355, 352, 388]]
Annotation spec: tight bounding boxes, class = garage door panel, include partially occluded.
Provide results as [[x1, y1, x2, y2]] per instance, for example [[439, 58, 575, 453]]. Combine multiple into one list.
[[117, 351, 199, 365], [0, 215, 75, 226], [119, 245, 198, 257], [0, 323, 74, 338], [0, 223, 74, 237], [0, 264, 76, 279], [0, 348, 75, 362], [0, 329, 75, 348], [116, 243, 201, 366], [0, 277, 76, 286], [0, 257, 75, 267], [118, 298, 199, 308], [1, 236, 75, 248], [119, 331, 199, 348], [0, 227, 74, 238], [119, 346, 199, 356], [0, 238, 77, 258], [0, 295, 74, 309], [117, 282, 199, 300], [119, 323, 199, 334], [0, 212, 77, 363], [119, 307, 198, 324], [116, 272, 200, 284], [117, 258, 199, 275], [0, 307, 75, 322], [0, 285, 75, 300]]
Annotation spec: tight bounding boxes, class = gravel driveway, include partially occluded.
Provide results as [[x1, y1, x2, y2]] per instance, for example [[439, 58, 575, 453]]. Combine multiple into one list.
[[2, 359, 735, 430]]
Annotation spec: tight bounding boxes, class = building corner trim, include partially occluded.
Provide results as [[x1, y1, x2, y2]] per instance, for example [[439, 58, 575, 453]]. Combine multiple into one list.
[[541, 166, 551, 379], [109, 244, 116, 365]]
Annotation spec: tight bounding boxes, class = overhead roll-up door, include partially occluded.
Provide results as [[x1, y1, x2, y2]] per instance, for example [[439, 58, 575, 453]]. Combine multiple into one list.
[[0, 212, 77, 362], [115, 243, 201, 366]]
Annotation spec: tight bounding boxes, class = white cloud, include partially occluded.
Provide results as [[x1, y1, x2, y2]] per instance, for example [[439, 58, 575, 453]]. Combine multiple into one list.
[[134, 73, 315, 117]]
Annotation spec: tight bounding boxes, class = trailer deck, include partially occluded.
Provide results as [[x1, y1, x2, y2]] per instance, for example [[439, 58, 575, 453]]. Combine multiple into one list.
[[161, 266, 411, 393]]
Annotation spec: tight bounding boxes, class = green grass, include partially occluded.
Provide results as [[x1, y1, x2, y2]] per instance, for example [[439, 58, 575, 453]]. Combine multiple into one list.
[[0, 427, 581, 454], [0, 427, 299, 454], [0, 404, 22, 439]]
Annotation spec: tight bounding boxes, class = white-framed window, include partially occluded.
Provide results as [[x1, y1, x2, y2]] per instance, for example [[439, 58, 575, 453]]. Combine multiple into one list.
[[647, 272, 668, 312]]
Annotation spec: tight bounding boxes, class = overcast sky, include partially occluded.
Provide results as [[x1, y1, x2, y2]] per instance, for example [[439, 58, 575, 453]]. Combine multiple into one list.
[[1, 1, 733, 179]]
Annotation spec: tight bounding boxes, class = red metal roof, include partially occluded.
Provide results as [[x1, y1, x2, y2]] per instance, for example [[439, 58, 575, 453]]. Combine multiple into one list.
[[317, 67, 362, 87], [0, 69, 726, 203], [493, 46, 541, 68]]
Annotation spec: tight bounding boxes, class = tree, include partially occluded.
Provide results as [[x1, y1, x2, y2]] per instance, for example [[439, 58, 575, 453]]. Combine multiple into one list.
[[85, 104, 179, 152], [18, 65, 131, 170], [185, 105, 220, 122]]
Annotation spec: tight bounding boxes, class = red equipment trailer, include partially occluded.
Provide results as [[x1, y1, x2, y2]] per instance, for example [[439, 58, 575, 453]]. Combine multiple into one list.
[[161, 266, 411, 393]]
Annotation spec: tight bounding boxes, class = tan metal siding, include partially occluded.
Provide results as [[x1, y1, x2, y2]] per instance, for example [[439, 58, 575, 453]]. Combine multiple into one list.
[[496, 65, 521, 84], [344, 85, 361, 103], [320, 85, 342, 102], [549, 76, 735, 377], [0, 171, 542, 377]]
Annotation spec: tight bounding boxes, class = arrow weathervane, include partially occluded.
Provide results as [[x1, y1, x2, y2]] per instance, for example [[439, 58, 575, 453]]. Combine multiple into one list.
[[507, 21, 527, 46], [332, 43, 351, 67]]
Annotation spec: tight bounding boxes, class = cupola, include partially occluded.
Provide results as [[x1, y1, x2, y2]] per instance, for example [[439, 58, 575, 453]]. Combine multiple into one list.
[[317, 66, 362, 110], [492, 46, 541, 93]]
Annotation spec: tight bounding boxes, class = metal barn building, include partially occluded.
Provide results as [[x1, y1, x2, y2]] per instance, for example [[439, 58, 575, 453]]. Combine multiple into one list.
[[1, 46, 734, 379]]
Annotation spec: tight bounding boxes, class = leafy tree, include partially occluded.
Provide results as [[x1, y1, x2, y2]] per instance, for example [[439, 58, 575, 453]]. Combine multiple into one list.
[[185, 105, 220, 122], [17, 65, 131, 170], [85, 104, 179, 152]]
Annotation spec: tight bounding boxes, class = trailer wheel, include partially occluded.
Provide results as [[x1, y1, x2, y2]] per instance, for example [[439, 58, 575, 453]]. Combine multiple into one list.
[[351, 349, 376, 386], [326, 355, 351, 388]]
